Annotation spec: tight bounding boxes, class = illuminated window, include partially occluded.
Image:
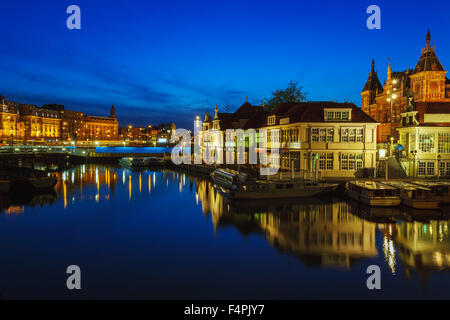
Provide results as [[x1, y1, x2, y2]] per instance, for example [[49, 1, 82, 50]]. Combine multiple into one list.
[[438, 133, 450, 153], [341, 128, 363, 143], [319, 153, 333, 171], [267, 116, 276, 125], [325, 109, 350, 121], [312, 128, 333, 142], [419, 134, 435, 153], [340, 153, 363, 170], [418, 161, 435, 176], [440, 161, 450, 177]]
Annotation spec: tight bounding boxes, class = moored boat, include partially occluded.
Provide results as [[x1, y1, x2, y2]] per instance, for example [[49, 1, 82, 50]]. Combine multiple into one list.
[[345, 180, 401, 207], [211, 168, 337, 199], [410, 181, 450, 204], [119, 157, 151, 168], [147, 157, 166, 166], [27, 175, 59, 189], [381, 181, 439, 210], [231, 179, 338, 200], [210, 168, 248, 190]]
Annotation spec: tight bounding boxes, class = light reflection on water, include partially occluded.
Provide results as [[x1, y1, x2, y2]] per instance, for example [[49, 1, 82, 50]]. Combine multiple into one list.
[[0, 164, 450, 299]]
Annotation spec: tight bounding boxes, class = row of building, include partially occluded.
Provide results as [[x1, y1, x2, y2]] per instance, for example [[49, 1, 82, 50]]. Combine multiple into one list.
[[119, 123, 176, 145], [196, 100, 378, 178], [0, 98, 119, 144], [194, 30, 450, 179], [0, 97, 175, 145]]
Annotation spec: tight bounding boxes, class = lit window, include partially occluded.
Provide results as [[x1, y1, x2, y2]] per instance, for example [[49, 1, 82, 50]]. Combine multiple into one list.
[[341, 128, 363, 143], [312, 128, 333, 142], [438, 133, 450, 153], [419, 134, 435, 153], [319, 153, 333, 171], [340, 153, 363, 170]]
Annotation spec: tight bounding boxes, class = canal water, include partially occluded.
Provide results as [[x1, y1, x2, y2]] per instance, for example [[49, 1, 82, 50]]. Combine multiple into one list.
[[0, 164, 449, 299]]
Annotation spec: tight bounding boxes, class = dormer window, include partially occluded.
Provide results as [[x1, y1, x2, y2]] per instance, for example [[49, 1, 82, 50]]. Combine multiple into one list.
[[324, 109, 351, 121], [268, 115, 276, 125], [342, 112, 349, 120]]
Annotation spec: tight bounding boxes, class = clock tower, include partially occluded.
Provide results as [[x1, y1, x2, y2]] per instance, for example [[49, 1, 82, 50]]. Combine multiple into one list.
[[410, 30, 449, 102]]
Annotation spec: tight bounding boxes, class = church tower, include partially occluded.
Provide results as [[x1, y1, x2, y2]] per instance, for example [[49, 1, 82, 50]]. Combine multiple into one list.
[[361, 59, 383, 115], [110, 105, 117, 118], [410, 29, 449, 102]]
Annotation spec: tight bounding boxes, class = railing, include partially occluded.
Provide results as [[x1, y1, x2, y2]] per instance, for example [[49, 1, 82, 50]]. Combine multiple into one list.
[[0, 146, 75, 154], [266, 170, 321, 181]]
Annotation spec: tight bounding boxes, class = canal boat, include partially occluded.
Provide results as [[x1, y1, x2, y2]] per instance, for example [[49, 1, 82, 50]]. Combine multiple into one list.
[[27, 175, 59, 189], [212, 168, 338, 199], [147, 157, 167, 166], [230, 179, 338, 200], [345, 181, 401, 207], [210, 168, 248, 190], [381, 181, 440, 210], [1, 168, 58, 191], [410, 181, 450, 204], [119, 157, 151, 168]]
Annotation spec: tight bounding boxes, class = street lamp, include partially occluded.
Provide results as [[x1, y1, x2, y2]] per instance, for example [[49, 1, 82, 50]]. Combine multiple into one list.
[[437, 154, 442, 181], [387, 93, 398, 144], [410, 150, 417, 179]]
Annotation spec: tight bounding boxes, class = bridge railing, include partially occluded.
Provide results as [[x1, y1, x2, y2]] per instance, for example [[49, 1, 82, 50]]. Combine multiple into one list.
[[0, 146, 75, 154]]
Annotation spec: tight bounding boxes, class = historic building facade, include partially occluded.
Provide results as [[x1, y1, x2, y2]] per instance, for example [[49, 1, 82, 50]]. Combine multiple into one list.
[[0, 96, 121, 144], [0, 98, 24, 142], [261, 102, 378, 178], [80, 105, 119, 142], [199, 101, 378, 178], [8, 102, 62, 143], [397, 100, 450, 178], [361, 30, 450, 144], [44, 104, 85, 142]]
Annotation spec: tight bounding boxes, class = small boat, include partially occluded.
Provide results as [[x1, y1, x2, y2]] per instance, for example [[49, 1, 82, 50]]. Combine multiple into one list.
[[147, 157, 166, 166], [410, 181, 450, 204], [1, 168, 58, 191], [345, 181, 400, 207], [381, 181, 439, 210], [210, 168, 248, 190], [232, 179, 338, 200], [0, 179, 11, 194], [211, 169, 337, 199], [119, 157, 150, 168], [27, 175, 58, 189]]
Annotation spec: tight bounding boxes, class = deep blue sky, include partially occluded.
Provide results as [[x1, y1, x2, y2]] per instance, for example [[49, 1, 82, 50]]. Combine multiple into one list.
[[0, 0, 449, 129]]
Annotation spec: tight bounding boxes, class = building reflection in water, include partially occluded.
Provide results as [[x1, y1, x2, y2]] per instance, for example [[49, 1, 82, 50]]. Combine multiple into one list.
[[1, 165, 450, 280], [195, 179, 378, 269], [195, 177, 450, 275], [395, 219, 450, 281]]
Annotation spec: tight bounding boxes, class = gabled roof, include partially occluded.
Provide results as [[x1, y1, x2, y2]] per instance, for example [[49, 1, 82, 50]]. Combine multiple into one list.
[[215, 112, 235, 130], [212, 102, 266, 130], [234, 102, 264, 120], [268, 102, 377, 124]]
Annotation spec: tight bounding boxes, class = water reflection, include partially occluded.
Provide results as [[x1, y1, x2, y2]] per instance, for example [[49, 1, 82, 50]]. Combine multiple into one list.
[[1, 164, 450, 287], [194, 173, 450, 276]]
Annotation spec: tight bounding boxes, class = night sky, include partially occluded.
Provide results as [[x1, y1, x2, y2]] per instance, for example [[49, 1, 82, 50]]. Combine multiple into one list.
[[0, 0, 449, 129]]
